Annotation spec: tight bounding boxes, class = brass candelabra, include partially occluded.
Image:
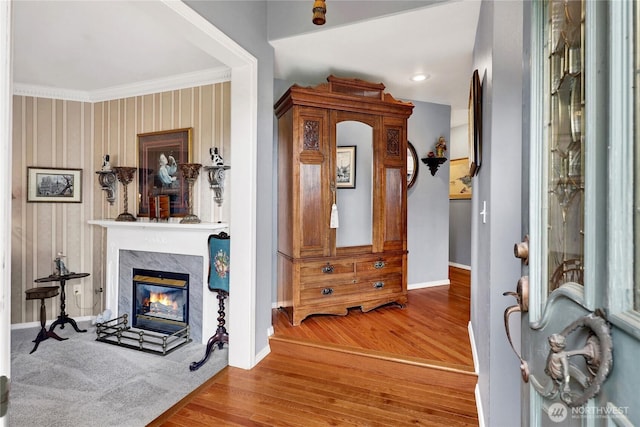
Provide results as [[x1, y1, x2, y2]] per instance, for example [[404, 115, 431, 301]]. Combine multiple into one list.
[[112, 167, 137, 222], [179, 163, 202, 224]]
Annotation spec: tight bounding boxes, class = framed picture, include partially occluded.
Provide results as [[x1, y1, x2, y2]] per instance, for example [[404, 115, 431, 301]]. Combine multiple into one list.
[[27, 167, 82, 203], [449, 158, 472, 200], [137, 128, 192, 217], [336, 146, 356, 189], [468, 69, 482, 177]]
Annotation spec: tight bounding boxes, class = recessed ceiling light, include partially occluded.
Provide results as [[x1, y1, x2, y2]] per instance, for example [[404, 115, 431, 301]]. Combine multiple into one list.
[[411, 74, 429, 82]]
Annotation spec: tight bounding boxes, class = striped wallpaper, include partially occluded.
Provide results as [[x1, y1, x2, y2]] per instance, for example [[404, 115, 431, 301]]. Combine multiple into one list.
[[11, 82, 231, 324]]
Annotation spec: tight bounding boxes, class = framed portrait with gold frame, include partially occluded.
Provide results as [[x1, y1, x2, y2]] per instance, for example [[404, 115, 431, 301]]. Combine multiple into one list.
[[137, 128, 192, 217]]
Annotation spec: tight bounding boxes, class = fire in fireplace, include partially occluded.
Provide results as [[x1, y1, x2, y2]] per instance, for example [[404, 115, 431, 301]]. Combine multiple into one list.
[[132, 268, 189, 335]]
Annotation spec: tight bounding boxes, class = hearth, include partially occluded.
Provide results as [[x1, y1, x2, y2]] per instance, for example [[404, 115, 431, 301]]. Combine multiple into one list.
[[132, 268, 189, 335]]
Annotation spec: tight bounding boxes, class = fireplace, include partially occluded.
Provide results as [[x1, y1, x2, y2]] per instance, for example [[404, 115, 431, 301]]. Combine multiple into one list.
[[132, 269, 189, 335], [88, 220, 227, 347], [119, 250, 203, 343]]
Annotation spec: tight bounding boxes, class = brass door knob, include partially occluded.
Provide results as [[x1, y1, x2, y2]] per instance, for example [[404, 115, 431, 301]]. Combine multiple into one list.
[[514, 235, 529, 265]]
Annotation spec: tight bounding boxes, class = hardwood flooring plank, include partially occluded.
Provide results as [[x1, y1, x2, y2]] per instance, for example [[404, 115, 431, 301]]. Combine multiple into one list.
[[152, 279, 478, 426]]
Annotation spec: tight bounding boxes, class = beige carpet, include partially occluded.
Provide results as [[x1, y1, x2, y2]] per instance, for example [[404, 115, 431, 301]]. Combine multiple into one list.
[[9, 321, 227, 427]]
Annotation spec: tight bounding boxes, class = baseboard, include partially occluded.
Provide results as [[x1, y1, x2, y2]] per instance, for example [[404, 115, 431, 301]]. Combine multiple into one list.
[[469, 322, 484, 427], [475, 383, 486, 427], [467, 321, 479, 374], [408, 279, 449, 290], [254, 342, 271, 366], [449, 262, 471, 270], [11, 315, 95, 330]]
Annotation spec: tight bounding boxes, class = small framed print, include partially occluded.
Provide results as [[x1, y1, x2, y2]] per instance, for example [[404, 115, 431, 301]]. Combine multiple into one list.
[[336, 146, 356, 189], [27, 167, 82, 203]]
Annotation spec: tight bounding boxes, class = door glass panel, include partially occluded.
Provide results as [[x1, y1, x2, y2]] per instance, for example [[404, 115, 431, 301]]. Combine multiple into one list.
[[545, 0, 585, 293]]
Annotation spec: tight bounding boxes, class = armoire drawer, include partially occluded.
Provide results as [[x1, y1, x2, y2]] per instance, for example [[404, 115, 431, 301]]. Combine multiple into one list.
[[299, 260, 355, 284], [299, 274, 402, 304], [355, 256, 403, 277], [357, 274, 403, 297], [299, 281, 362, 304]]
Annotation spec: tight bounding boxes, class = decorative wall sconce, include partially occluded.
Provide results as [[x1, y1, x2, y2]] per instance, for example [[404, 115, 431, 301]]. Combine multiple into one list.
[[204, 148, 231, 207], [96, 170, 117, 205], [421, 155, 447, 176], [421, 136, 448, 176], [96, 154, 117, 205]]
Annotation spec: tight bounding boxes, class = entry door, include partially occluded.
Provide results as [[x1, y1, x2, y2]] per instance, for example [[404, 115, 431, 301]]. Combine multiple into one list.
[[505, 1, 640, 425]]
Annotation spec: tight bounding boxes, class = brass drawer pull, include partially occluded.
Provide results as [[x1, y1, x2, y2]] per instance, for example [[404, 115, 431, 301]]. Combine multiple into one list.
[[321, 287, 334, 296], [373, 282, 384, 289], [322, 264, 334, 274], [374, 260, 385, 269]]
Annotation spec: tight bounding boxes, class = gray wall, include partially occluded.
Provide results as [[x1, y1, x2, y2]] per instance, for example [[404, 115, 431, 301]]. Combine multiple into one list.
[[407, 101, 451, 286], [449, 201, 472, 266], [471, 1, 523, 425], [184, 0, 275, 357]]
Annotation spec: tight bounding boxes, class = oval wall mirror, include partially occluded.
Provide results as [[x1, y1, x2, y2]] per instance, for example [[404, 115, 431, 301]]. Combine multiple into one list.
[[407, 141, 419, 189]]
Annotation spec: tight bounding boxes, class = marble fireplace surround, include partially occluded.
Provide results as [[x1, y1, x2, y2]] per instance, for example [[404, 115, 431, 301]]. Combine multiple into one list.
[[89, 220, 228, 345], [119, 250, 202, 343]]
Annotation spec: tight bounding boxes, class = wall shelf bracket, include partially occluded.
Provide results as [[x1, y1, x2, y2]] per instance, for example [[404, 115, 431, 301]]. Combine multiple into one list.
[[421, 157, 447, 176]]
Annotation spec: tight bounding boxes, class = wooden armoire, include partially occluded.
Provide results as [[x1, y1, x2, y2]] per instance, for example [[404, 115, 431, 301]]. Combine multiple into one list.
[[275, 75, 414, 325]]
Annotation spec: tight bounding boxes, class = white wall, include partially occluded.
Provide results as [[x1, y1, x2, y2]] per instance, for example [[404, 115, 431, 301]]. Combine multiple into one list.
[[0, 1, 12, 424]]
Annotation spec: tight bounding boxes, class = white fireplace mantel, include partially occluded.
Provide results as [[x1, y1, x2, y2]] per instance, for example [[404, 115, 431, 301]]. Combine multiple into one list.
[[88, 219, 228, 345]]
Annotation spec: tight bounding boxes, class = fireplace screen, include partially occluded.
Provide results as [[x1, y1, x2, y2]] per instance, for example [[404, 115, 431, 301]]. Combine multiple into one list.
[[132, 268, 189, 335]]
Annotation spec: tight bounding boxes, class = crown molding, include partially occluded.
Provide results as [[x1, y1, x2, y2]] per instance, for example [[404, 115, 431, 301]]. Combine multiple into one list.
[[12, 85, 90, 102], [13, 67, 231, 103]]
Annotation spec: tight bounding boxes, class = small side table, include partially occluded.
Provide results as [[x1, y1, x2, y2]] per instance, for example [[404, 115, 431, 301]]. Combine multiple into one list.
[[34, 272, 90, 334], [25, 286, 68, 354]]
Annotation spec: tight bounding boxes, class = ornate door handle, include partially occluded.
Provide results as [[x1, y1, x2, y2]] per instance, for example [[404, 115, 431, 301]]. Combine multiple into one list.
[[543, 310, 612, 407], [503, 276, 531, 382], [503, 276, 613, 406]]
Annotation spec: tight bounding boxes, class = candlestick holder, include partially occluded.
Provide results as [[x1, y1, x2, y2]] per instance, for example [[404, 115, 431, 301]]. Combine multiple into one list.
[[179, 163, 202, 224], [112, 167, 137, 222]]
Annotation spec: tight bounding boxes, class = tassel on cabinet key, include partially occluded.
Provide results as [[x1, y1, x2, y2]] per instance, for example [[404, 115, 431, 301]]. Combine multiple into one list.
[[330, 203, 339, 228], [329, 184, 339, 228]]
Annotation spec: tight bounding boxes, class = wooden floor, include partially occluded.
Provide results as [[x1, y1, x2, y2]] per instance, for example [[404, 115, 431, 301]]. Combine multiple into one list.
[[150, 267, 477, 426]]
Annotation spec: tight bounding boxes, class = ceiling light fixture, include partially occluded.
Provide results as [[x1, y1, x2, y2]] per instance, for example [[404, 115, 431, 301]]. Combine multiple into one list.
[[411, 74, 429, 82], [313, 0, 326, 25]]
